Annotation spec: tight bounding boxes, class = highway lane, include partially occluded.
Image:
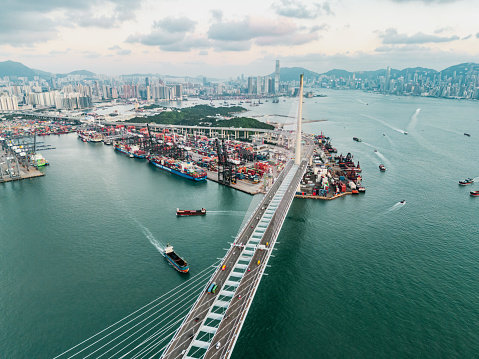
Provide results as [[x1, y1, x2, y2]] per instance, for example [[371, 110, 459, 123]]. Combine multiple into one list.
[[206, 145, 313, 359], [161, 162, 293, 359], [162, 141, 314, 359]]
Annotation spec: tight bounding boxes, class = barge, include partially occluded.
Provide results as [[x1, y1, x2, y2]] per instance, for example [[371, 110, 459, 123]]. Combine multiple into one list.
[[177, 208, 206, 216], [164, 244, 189, 273]]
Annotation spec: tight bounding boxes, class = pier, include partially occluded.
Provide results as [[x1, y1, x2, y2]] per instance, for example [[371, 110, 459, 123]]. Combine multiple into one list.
[[0, 143, 45, 183]]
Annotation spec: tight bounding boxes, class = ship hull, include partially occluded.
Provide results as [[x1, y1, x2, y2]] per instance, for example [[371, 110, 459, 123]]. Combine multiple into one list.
[[149, 161, 207, 181], [177, 210, 206, 216], [164, 253, 189, 273]]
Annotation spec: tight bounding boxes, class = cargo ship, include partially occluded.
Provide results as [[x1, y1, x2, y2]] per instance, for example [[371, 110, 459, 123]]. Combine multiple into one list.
[[470, 191, 479, 197], [114, 143, 146, 158], [148, 155, 207, 181], [177, 208, 206, 216], [32, 153, 49, 167], [164, 244, 189, 273], [77, 130, 102, 142]]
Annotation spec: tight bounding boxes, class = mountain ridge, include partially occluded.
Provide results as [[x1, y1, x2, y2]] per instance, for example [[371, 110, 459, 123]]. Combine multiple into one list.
[[1, 60, 478, 82]]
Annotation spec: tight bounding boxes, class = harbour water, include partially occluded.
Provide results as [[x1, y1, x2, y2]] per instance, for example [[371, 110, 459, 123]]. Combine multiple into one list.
[[1, 89, 479, 358]]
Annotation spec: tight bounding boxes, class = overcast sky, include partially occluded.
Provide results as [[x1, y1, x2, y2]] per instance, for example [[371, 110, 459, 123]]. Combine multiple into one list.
[[0, 0, 477, 77]]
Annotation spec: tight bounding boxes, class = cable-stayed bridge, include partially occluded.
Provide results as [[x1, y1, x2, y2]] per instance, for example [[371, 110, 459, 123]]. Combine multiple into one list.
[[54, 76, 311, 359], [161, 142, 314, 359]]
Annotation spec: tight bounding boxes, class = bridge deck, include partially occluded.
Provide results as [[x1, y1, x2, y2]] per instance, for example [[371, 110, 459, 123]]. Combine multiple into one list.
[[161, 142, 314, 359]]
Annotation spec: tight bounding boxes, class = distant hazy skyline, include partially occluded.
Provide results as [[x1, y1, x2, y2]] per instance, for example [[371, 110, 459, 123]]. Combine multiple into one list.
[[1, 0, 478, 77]]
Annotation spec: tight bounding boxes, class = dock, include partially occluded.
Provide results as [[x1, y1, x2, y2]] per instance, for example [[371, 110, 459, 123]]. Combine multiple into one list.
[[0, 145, 45, 183], [295, 192, 352, 200], [206, 170, 263, 195]]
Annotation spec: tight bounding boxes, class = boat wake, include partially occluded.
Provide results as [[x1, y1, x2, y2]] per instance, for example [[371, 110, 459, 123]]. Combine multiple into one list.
[[429, 126, 463, 136], [207, 210, 244, 215], [356, 99, 368, 105], [374, 150, 391, 167], [360, 141, 376, 149], [135, 220, 166, 254], [361, 114, 406, 135], [384, 201, 406, 213], [406, 108, 421, 132]]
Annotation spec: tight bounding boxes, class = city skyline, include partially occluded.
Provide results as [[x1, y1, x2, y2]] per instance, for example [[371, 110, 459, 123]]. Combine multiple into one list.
[[0, 0, 478, 77]]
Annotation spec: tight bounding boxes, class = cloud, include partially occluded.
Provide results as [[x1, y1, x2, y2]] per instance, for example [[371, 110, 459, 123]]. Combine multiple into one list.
[[126, 15, 200, 51], [49, 49, 72, 55], [256, 32, 320, 46], [208, 17, 295, 42], [213, 41, 252, 52], [210, 9, 223, 22], [208, 17, 304, 41], [160, 37, 211, 52], [81, 51, 101, 58], [311, 24, 330, 32], [374, 44, 431, 52], [462, 34, 472, 40], [154, 17, 196, 33], [377, 28, 460, 44], [108, 45, 132, 55], [0, 12, 58, 45], [117, 49, 131, 55], [126, 30, 185, 46], [272, 0, 333, 19], [208, 17, 323, 49], [198, 50, 209, 56], [0, 0, 143, 45], [434, 26, 453, 34], [476, 32, 479, 38]]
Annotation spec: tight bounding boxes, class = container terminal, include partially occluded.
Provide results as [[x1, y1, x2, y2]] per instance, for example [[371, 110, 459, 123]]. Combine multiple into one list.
[[1, 116, 366, 196]]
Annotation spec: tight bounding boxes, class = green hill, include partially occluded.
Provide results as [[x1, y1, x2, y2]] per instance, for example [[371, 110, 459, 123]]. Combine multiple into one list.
[[0, 60, 37, 79]]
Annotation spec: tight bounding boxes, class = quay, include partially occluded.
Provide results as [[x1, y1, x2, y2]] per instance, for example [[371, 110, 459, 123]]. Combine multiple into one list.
[[0, 148, 45, 183], [295, 192, 351, 200]]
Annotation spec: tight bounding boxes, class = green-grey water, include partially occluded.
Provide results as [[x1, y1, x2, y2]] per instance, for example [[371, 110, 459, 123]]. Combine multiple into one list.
[[1, 90, 479, 358]]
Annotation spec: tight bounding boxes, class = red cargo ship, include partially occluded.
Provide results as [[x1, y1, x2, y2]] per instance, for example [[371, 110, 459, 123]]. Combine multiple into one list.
[[176, 208, 206, 216]]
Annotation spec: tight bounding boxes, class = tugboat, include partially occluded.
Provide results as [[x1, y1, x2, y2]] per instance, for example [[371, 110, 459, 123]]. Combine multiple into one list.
[[164, 244, 189, 273], [459, 178, 474, 185], [177, 208, 206, 216], [379, 164, 386, 171], [470, 191, 479, 197], [353, 137, 362, 142]]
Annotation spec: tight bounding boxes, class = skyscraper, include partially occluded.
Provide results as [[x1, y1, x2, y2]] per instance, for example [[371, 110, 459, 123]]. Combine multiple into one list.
[[386, 66, 391, 92], [248, 77, 254, 94], [275, 60, 280, 93]]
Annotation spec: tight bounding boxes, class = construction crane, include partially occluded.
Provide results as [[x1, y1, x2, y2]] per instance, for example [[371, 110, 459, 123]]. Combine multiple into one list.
[[215, 138, 235, 185]]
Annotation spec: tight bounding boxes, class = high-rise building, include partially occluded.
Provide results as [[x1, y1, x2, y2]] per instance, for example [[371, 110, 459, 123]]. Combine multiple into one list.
[[256, 76, 262, 94], [248, 77, 254, 94], [175, 84, 183, 99], [386, 66, 391, 91], [275, 60, 280, 93]]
